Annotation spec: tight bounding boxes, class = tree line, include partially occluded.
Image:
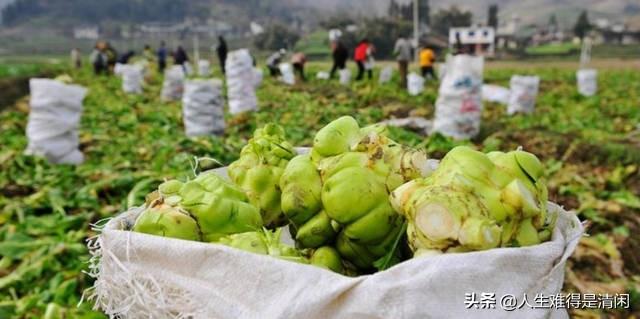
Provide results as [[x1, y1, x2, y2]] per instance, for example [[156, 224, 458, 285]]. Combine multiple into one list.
[[2, 0, 190, 26]]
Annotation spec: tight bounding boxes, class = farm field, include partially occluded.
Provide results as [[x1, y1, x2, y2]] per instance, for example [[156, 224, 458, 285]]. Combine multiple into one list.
[[0, 59, 639, 318]]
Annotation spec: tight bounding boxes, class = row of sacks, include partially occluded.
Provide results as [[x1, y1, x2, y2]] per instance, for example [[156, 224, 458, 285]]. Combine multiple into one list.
[[24, 76, 226, 166], [115, 59, 213, 97], [314, 67, 428, 98], [434, 56, 599, 139], [26, 51, 260, 165], [161, 50, 263, 111], [314, 66, 400, 86], [482, 70, 598, 111], [160, 62, 215, 101], [481, 76, 541, 115]]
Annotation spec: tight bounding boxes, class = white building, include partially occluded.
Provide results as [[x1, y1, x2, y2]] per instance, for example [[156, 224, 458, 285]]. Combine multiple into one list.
[[73, 26, 99, 40], [449, 27, 495, 56]]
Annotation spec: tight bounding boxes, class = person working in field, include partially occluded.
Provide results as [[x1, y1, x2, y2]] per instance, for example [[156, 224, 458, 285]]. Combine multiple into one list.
[[329, 41, 348, 79], [291, 52, 307, 82], [173, 45, 189, 73], [419, 46, 436, 80], [104, 42, 118, 74], [393, 36, 412, 88], [157, 41, 168, 73], [216, 36, 228, 74], [266, 49, 286, 77], [90, 41, 107, 75], [354, 39, 370, 81], [118, 50, 135, 64]]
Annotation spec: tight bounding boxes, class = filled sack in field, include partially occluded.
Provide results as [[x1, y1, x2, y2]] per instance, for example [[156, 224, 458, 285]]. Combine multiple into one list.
[[316, 71, 330, 80], [379, 66, 392, 84], [481, 84, 510, 105], [198, 60, 211, 77], [339, 69, 351, 85], [433, 54, 484, 139], [225, 49, 258, 114], [507, 75, 539, 115], [119, 65, 144, 94], [407, 73, 425, 96], [25, 78, 87, 164], [577, 69, 597, 97], [86, 167, 582, 319], [182, 79, 224, 137], [161, 66, 185, 102], [279, 63, 295, 85]]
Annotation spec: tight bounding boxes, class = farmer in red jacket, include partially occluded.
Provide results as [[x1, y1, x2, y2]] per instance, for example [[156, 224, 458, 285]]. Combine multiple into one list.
[[354, 39, 370, 81]]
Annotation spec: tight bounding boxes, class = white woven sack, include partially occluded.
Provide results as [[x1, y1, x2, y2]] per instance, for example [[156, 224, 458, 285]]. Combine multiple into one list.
[[379, 66, 392, 84], [198, 60, 211, 77], [433, 54, 484, 139], [316, 71, 330, 80], [25, 78, 86, 164], [577, 69, 597, 97], [161, 66, 185, 102], [120, 65, 144, 94], [507, 75, 539, 115], [86, 169, 583, 319], [87, 205, 582, 319], [182, 79, 224, 137], [225, 49, 258, 114], [279, 63, 295, 85], [482, 84, 510, 105], [407, 73, 424, 96], [338, 69, 351, 85]]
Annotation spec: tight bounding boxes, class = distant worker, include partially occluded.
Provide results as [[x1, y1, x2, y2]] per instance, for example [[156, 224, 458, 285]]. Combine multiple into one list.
[[266, 49, 286, 77], [143, 44, 154, 62], [70, 48, 82, 69], [216, 36, 228, 74], [157, 41, 168, 73], [90, 43, 105, 75], [173, 45, 189, 73], [291, 52, 307, 82], [393, 36, 412, 88], [104, 42, 118, 73], [419, 46, 437, 80], [118, 50, 135, 64], [354, 39, 370, 81], [329, 41, 348, 79]]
